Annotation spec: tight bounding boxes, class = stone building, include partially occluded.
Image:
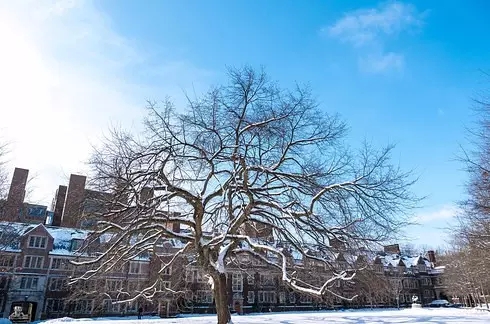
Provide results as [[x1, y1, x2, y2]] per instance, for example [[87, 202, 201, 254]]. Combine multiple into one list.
[[0, 167, 445, 320]]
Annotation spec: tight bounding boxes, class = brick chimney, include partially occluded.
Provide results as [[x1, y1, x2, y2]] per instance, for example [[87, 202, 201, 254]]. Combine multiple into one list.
[[140, 187, 154, 204], [427, 250, 436, 265], [384, 244, 400, 254], [3, 168, 29, 221], [51, 185, 67, 227], [61, 174, 87, 228]]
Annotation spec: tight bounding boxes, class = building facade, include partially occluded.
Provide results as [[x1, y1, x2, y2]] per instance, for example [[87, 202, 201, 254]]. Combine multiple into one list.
[[0, 168, 445, 320]]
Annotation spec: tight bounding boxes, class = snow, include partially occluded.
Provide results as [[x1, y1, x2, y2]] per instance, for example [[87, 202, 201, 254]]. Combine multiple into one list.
[[37, 308, 490, 324]]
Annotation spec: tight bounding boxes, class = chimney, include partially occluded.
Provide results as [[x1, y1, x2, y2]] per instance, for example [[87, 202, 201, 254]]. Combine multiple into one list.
[[114, 180, 129, 206], [427, 250, 436, 265], [51, 185, 67, 227], [384, 244, 400, 254], [172, 222, 180, 233], [62, 174, 87, 228], [140, 187, 154, 204], [4, 168, 29, 221], [329, 237, 345, 249]]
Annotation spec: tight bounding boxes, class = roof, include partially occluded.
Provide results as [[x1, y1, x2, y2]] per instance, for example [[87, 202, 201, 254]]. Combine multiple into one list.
[[376, 253, 433, 271], [0, 221, 91, 255]]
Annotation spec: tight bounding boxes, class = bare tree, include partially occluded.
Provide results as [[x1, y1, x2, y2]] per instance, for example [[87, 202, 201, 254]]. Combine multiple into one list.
[[76, 66, 418, 323], [457, 71, 490, 249], [448, 72, 490, 308], [0, 140, 9, 204], [0, 142, 19, 267]]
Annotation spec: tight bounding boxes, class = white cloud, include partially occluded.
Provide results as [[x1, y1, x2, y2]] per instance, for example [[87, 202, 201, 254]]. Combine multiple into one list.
[[325, 1, 425, 73], [327, 1, 422, 47], [0, 0, 213, 205], [412, 205, 461, 224], [358, 52, 404, 73]]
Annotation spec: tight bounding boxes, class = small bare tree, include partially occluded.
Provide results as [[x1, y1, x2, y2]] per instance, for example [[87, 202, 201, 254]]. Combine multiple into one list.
[[77, 66, 418, 323], [0, 140, 9, 205]]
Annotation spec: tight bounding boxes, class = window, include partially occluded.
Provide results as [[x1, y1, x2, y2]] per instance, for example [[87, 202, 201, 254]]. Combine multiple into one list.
[[24, 256, 43, 269], [247, 273, 255, 285], [289, 292, 296, 304], [258, 291, 276, 303], [49, 278, 67, 291], [51, 258, 71, 270], [193, 290, 213, 303], [162, 266, 172, 275], [279, 292, 286, 304], [71, 239, 83, 252], [28, 236, 47, 249], [260, 274, 274, 286], [126, 301, 138, 313], [74, 300, 93, 314], [103, 300, 121, 313], [424, 290, 433, 297], [232, 273, 243, 292], [247, 291, 255, 304], [20, 277, 38, 290], [128, 281, 140, 291], [0, 255, 14, 267], [300, 294, 312, 304], [106, 279, 122, 292], [186, 269, 202, 282], [159, 281, 171, 291], [46, 299, 64, 313], [129, 262, 141, 274], [0, 276, 7, 289]]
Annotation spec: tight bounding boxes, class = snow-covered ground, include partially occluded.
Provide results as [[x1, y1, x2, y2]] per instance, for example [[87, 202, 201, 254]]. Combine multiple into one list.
[[36, 308, 490, 324]]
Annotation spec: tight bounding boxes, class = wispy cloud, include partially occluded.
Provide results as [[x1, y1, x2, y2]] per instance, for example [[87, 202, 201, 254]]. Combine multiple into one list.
[[358, 52, 404, 73], [0, 0, 213, 205], [412, 205, 461, 224], [324, 1, 426, 73]]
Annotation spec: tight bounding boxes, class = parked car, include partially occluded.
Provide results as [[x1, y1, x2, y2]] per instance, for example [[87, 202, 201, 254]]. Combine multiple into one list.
[[445, 303, 463, 308], [428, 300, 450, 308]]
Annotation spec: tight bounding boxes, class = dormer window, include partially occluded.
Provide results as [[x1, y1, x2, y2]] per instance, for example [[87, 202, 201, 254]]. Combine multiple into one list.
[[28, 236, 47, 249], [71, 239, 83, 252]]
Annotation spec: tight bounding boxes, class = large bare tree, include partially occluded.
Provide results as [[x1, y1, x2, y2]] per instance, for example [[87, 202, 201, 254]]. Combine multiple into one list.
[[78, 67, 418, 323]]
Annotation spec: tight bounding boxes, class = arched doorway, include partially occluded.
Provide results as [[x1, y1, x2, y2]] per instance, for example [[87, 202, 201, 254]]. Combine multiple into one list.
[[10, 301, 37, 322]]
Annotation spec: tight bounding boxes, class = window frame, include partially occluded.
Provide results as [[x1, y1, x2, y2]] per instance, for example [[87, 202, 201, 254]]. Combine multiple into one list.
[[20, 277, 39, 290], [28, 236, 47, 249], [24, 255, 44, 269]]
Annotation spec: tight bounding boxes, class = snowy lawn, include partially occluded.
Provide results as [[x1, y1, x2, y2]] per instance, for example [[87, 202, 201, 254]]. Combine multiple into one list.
[[38, 308, 490, 324]]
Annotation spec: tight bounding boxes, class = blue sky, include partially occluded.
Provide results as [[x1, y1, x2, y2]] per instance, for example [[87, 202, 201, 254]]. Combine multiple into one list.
[[1, 0, 489, 249]]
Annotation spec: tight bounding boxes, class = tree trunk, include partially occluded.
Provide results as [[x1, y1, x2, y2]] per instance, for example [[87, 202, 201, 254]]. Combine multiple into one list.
[[479, 283, 489, 309], [213, 272, 231, 324]]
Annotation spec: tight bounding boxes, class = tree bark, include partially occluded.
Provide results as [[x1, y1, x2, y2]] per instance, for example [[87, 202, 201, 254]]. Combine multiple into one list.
[[213, 272, 231, 324]]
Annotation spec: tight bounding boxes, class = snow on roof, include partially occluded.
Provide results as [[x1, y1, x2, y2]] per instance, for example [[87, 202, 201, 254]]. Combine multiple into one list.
[[0, 221, 89, 256], [376, 253, 433, 271]]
